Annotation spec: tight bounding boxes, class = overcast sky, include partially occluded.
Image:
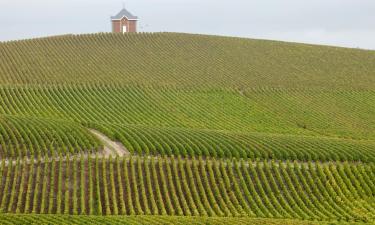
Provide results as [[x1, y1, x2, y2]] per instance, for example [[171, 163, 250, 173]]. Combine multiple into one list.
[[1, 0, 374, 49]]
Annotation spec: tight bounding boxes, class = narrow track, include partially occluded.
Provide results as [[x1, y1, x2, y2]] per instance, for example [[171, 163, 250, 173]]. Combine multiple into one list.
[[89, 129, 130, 157]]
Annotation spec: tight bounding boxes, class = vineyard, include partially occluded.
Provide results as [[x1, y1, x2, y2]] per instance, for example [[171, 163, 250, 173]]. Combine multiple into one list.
[[0, 33, 374, 89], [0, 156, 374, 221], [0, 86, 374, 161], [0, 33, 374, 224], [0, 215, 364, 225]]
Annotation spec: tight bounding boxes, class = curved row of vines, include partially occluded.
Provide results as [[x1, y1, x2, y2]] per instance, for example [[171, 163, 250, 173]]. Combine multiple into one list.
[[0, 86, 374, 161], [1, 33, 374, 90], [0, 156, 373, 222]]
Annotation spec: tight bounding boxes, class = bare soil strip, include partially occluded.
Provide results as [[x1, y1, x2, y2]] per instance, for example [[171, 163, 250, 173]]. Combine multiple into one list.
[[89, 129, 130, 157]]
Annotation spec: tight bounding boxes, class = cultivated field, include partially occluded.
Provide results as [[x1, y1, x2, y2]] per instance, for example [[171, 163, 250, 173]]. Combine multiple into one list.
[[0, 33, 374, 224]]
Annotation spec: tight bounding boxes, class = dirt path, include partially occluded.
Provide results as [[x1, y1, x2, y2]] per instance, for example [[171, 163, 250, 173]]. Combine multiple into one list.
[[0, 129, 365, 167], [0, 129, 130, 166], [89, 129, 130, 157]]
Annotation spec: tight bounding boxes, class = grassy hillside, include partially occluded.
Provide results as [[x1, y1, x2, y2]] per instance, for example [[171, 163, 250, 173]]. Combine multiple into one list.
[[0, 33, 375, 224]]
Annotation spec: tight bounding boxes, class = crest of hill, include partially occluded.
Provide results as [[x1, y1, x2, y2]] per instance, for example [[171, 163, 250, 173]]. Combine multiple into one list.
[[0, 32, 374, 90]]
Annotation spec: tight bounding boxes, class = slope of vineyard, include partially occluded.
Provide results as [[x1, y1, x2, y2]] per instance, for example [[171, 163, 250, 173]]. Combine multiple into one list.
[[0, 33, 375, 89], [245, 89, 375, 140], [0, 115, 101, 158], [0, 33, 375, 224], [0, 156, 374, 222], [0, 33, 374, 161], [0, 85, 374, 161]]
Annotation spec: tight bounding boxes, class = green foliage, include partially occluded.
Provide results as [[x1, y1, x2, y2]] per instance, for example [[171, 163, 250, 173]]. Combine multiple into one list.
[[1, 33, 374, 90], [0, 86, 373, 161], [0, 33, 373, 161], [0, 115, 101, 158], [0, 214, 362, 225], [0, 33, 375, 162], [0, 157, 373, 222], [0, 32, 375, 224]]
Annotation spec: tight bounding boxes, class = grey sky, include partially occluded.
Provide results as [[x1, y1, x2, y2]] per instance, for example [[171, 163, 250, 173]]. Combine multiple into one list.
[[0, 0, 374, 49]]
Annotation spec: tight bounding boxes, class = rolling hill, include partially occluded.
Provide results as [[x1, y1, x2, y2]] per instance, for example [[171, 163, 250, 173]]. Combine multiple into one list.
[[0, 32, 375, 224]]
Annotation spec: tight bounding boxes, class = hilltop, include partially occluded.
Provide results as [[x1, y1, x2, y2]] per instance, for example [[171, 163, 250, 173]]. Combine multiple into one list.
[[0, 32, 374, 90]]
